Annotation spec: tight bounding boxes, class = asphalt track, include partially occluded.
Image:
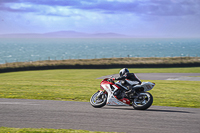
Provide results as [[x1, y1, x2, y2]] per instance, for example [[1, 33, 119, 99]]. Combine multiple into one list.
[[0, 98, 200, 133]]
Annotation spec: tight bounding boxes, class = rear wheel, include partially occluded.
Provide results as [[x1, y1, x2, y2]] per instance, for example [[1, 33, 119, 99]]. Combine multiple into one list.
[[90, 91, 107, 108], [132, 92, 153, 110]]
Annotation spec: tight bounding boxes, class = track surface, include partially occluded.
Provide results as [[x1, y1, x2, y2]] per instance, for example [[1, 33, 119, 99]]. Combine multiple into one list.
[[0, 98, 200, 133]]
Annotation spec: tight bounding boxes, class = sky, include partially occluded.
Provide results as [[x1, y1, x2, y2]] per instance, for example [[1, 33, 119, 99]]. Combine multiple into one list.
[[0, 0, 200, 38]]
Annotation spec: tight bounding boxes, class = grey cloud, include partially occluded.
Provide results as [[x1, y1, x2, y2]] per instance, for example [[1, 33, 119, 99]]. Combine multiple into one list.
[[0, 0, 82, 14], [0, 5, 37, 13], [79, 0, 200, 16], [0, 0, 199, 16]]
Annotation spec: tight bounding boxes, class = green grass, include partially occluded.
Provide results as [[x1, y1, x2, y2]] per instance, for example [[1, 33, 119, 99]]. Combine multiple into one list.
[[150, 80, 200, 108], [0, 127, 116, 133], [0, 68, 200, 108]]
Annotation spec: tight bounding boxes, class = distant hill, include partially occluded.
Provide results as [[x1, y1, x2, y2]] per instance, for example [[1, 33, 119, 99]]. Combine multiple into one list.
[[0, 31, 129, 38], [91, 32, 127, 38]]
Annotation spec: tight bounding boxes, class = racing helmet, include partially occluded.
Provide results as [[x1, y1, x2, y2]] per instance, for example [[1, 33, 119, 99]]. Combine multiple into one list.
[[119, 68, 129, 76]]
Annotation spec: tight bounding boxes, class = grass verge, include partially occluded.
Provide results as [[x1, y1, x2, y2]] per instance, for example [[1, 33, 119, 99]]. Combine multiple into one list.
[[0, 127, 116, 133], [0, 68, 199, 108]]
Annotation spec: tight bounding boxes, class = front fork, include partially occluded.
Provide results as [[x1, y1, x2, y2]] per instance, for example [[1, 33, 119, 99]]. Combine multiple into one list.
[[95, 90, 106, 103], [96, 90, 104, 98]]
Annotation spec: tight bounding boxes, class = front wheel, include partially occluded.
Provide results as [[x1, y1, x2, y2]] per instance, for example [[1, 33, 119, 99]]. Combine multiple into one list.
[[90, 91, 107, 108], [132, 92, 153, 110]]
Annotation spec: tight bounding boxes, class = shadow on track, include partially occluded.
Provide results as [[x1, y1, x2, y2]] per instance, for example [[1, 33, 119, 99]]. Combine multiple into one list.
[[146, 109, 191, 114], [101, 106, 191, 113], [102, 107, 134, 111]]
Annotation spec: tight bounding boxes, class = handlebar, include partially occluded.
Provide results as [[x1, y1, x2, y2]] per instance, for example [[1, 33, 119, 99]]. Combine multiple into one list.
[[107, 78, 115, 83]]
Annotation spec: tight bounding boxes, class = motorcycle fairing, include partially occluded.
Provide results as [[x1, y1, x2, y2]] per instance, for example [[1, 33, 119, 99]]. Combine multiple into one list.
[[101, 84, 130, 106], [141, 82, 155, 92], [107, 96, 130, 106]]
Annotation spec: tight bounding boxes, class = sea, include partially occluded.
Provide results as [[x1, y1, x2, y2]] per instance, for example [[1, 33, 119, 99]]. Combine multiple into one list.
[[0, 38, 200, 64]]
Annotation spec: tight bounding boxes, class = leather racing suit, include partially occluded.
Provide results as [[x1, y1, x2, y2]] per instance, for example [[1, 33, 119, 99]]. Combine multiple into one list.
[[114, 72, 142, 97], [115, 72, 141, 85]]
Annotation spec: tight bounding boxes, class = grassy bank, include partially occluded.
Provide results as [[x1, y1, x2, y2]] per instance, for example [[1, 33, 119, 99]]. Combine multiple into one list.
[[0, 57, 200, 73], [0, 68, 200, 108]]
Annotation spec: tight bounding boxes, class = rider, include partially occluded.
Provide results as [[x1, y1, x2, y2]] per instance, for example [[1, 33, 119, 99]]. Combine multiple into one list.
[[113, 68, 142, 95]]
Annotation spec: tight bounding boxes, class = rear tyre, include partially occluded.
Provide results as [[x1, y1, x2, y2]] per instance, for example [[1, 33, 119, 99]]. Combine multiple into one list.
[[90, 91, 107, 108], [132, 92, 153, 110]]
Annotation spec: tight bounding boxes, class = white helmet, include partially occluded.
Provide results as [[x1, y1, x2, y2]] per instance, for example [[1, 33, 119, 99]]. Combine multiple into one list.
[[119, 68, 129, 76]]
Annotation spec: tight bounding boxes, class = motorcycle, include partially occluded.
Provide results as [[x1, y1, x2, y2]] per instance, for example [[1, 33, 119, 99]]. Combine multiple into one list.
[[90, 77, 155, 110]]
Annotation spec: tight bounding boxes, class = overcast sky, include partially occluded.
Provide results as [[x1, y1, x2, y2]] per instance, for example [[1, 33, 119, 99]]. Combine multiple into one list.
[[0, 0, 200, 37]]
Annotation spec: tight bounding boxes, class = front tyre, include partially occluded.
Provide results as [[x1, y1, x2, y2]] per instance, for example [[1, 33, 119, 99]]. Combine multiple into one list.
[[132, 92, 153, 110], [90, 91, 107, 108]]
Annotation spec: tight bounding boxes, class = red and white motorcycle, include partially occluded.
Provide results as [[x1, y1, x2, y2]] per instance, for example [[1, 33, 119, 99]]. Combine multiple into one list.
[[90, 78, 155, 110]]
